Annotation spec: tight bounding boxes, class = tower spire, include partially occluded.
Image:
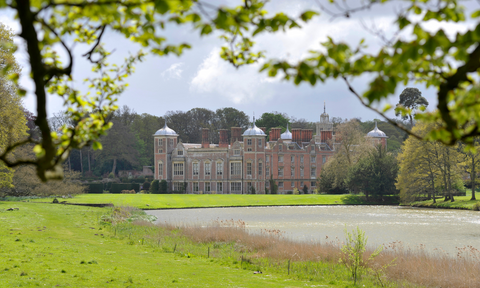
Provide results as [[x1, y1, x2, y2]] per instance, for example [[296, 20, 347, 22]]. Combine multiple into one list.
[[324, 101, 326, 114]]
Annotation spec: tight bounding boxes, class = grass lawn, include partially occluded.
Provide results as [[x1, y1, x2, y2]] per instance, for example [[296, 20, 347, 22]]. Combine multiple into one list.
[[0, 201, 341, 287], [28, 193, 390, 210], [413, 189, 480, 210]]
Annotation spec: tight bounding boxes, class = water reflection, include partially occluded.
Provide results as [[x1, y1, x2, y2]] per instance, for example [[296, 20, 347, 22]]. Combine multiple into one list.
[[146, 205, 480, 254]]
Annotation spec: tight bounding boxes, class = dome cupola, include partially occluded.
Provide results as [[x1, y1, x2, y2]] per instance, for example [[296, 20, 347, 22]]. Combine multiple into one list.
[[367, 121, 387, 138], [243, 117, 266, 136], [280, 124, 292, 140], [154, 120, 178, 136]]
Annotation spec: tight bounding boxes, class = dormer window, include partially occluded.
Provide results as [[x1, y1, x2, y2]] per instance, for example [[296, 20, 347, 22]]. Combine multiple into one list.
[[178, 150, 183, 156], [234, 149, 240, 156]]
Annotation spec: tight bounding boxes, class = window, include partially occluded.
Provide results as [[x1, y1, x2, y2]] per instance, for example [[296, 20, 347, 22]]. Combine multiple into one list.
[[217, 182, 223, 192], [278, 182, 284, 188], [174, 163, 184, 176], [230, 162, 241, 176], [266, 155, 270, 162], [234, 149, 240, 156], [205, 162, 211, 176], [193, 182, 199, 192], [291, 155, 295, 163], [311, 155, 316, 163], [217, 162, 223, 175], [169, 139, 173, 146], [266, 166, 270, 177], [278, 167, 284, 177], [205, 182, 211, 192], [173, 182, 181, 191], [247, 182, 252, 191], [193, 162, 199, 176], [300, 167, 304, 177], [158, 162, 163, 177], [300, 155, 304, 163], [247, 148, 252, 152], [311, 181, 316, 187], [231, 182, 241, 192], [300, 181, 304, 187], [247, 162, 252, 176], [258, 162, 263, 175], [311, 167, 316, 177], [266, 181, 270, 188], [247, 139, 252, 145], [178, 150, 183, 156], [279, 155, 284, 162], [158, 139, 163, 146], [258, 139, 262, 147], [322, 155, 326, 163], [290, 167, 294, 177], [291, 181, 295, 187], [158, 149, 163, 153], [279, 144, 283, 151]]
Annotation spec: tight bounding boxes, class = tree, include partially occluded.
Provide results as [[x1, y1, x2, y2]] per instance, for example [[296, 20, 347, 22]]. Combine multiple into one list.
[[0, 23, 28, 190], [261, 1, 480, 147], [459, 139, 480, 200], [397, 121, 463, 203], [255, 112, 290, 138], [346, 146, 398, 200], [2, 0, 314, 181], [395, 88, 429, 127]]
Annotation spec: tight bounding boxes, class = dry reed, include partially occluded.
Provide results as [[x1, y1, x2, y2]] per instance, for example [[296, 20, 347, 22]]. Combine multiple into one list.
[[154, 219, 480, 288]]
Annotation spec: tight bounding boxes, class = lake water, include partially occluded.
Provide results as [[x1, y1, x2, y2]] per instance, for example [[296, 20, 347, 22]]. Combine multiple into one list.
[[146, 205, 480, 255]]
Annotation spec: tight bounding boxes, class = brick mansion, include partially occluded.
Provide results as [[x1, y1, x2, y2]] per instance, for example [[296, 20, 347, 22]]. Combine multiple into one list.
[[153, 107, 388, 194]]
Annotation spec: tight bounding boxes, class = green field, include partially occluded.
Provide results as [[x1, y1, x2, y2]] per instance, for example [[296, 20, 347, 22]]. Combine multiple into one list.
[[413, 189, 480, 210], [29, 194, 387, 209], [0, 202, 341, 287]]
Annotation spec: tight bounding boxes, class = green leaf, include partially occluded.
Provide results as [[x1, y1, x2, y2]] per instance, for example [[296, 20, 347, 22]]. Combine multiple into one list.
[[300, 11, 318, 22], [154, 0, 171, 14]]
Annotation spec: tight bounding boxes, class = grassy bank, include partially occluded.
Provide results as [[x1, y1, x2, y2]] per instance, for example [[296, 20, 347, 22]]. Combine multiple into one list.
[[0, 201, 337, 287], [28, 194, 397, 209], [412, 189, 480, 210]]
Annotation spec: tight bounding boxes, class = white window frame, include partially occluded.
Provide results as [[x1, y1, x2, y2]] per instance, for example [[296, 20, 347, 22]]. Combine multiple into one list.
[[278, 167, 284, 177], [231, 182, 242, 192], [300, 167, 304, 177], [205, 162, 211, 176], [279, 155, 284, 163], [205, 182, 211, 192], [311, 167, 316, 178], [247, 138, 252, 145], [247, 162, 252, 176], [217, 182, 223, 192], [173, 163, 184, 176], [193, 162, 199, 176], [258, 162, 263, 176], [216, 161, 223, 175], [230, 162, 241, 176], [158, 162, 163, 177], [193, 182, 199, 192]]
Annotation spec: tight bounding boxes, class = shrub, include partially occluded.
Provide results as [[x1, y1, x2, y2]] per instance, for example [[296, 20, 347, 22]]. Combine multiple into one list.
[[142, 181, 150, 191], [120, 177, 129, 183], [86, 183, 103, 194], [150, 180, 159, 194], [293, 188, 299, 195], [121, 190, 136, 194], [473, 202, 480, 211], [108, 172, 115, 179], [159, 180, 168, 194], [286, 191, 293, 195], [111, 183, 140, 193], [303, 185, 309, 194], [249, 186, 256, 194]]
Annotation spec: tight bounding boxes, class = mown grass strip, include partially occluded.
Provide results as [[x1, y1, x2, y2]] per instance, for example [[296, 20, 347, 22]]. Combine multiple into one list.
[[28, 194, 397, 210]]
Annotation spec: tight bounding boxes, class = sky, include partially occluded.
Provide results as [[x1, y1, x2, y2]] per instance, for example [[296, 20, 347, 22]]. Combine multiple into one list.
[[1, 0, 476, 124]]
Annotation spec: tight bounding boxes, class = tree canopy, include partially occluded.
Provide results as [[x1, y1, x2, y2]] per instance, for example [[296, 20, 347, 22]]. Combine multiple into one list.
[[3, 0, 480, 180]]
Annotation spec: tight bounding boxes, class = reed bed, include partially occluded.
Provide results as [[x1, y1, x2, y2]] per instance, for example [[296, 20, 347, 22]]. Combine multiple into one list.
[[110, 208, 480, 288]]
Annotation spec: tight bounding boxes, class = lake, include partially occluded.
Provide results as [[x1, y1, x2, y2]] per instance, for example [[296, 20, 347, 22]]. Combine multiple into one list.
[[146, 205, 480, 255]]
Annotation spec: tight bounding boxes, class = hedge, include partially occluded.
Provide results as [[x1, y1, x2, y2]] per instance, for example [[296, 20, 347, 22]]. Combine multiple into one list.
[[86, 183, 104, 194], [111, 183, 140, 193]]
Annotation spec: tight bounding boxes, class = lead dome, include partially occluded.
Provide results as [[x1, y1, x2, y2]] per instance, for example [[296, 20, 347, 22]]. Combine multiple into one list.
[[367, 121, 387, 138], [280, 124, 292, 140], [154, 121, 178, 136]]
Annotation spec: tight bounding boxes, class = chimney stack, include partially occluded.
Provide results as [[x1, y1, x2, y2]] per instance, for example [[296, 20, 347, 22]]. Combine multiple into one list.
[[271, 128, 281, 141], [219, 129, 228, 148], [202, 128, 209, 148], [302, 129, 313, 142], [231, 127, 243, 144], [292, 129, 302, 146]]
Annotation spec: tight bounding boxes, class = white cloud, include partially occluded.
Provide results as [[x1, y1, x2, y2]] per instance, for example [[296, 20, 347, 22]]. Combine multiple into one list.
[[190, 49, 275, 105], [161, 62, 184, 79]]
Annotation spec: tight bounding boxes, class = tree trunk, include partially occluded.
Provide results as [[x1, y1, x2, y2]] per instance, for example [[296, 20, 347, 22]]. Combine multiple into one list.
[[112, 158, 117, 176], [68, 155, 71, 171], [79, 149, 83, 174], [471, 155, 476, 200], [87, 149, 91, 172]]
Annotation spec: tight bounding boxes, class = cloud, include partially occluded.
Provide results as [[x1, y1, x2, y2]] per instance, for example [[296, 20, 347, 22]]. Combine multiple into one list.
[[161, 62, 184, 79], [190, 49, 274, 105]]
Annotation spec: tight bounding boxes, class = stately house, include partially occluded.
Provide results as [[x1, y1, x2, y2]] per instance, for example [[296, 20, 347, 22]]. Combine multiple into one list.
[[153, 107, 387, 194]]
